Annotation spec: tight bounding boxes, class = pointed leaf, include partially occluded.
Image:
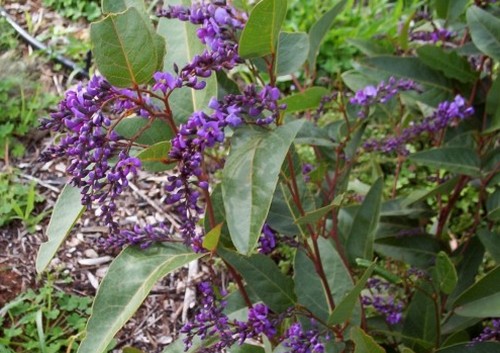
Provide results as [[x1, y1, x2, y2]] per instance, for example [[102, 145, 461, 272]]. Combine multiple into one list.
[[346, 178, 383, 263], [408, 147, 481, 177], [467, 6, 500, 62], [202, 223, 223, 252], [317, 238, 359, 323], [222, 120, 304, 254], [275, 32, 309, 76], [91, 7, 159, 87], [280, 87, 329, 113], [308, 0, 348, 71], [403, 281, 438, 351], [36, 184, 84, 273], [434, 251, 458, 295], [477, 228, 500, 263], [485, 75, 500, 133], [238, 0, 287, 58], [328, 263, 375, 325], [455, 293, 500, 317], [436, 342, 500, 353], [295, 200, 341, 226], [218, 248, 296, 313], [77, 244, 203, 353], [136, 141, 174, 172], [101, 0, 145, 13], [114, 117, 174, 145], [432, 0, 468, 22], [294, 249, 330, 321], [454, 266, 500, 317], [350, 327, 386, 353], [417, 46, 477, 83]]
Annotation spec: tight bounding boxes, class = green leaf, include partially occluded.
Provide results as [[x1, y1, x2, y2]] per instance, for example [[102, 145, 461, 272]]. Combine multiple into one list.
[[123, 347, 145, 353], [78, 244, 203, 353], [294, 200, 341, 226], [222, 120, 304, 254], [238, 0, 287, 58], [485, 75, 500, 133], [101, 0, 145, 13], [307, 0, 348, 72], [486, 188, 500, 221], [408, 147, 481, 177], [279, 87, 329, 113], [434, 251, 458, 295], [417, 46, 477, 83], [346, 178, 383, 263], [114, 117, 173, 145], [436, 342, 500, 353], [454, 266, 500, 317], [350, 327, 385, 353], [467, 6, 500, 62], [432, 0, 468, 22], [136, 141, 174, 172], [448, 238, 485, 307], [477, 228, 500, 263], [455, 293, 500, 317], [356, 56, 453, 106], [202, 223, 223, 252], [294, 249, 330, 321], [90, 7, 160, 87], [328, 263, 375, 325], [318, 238, 358, 323], [275, 32, 309, 76], [403, 281, 438, 352], [218, 248, 296, 313], [375, 235, 440, 268], [157, 10, 217, 117], [36, 184, 84, 273]]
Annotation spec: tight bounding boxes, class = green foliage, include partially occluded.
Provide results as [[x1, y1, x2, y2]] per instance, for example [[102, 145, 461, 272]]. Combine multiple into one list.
[[0, 170, 45, 232], [37, 0, 500, 351], [0, 277, 92, 353], [0, 55, 56, 159], [42, 0, 101, 21]]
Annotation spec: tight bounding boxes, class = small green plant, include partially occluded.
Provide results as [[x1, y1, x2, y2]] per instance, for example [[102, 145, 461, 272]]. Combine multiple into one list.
[[42, 0, 101, 21], [0, 170, 46, 232], [0, 276, 92, 353], [0, 53, 57, 159]]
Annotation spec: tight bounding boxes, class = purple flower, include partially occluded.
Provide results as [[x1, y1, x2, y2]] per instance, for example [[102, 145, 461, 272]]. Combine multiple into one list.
[[182, 283, 278, 353], [158, 1, 246, 88], [472, 319, 500, 343], [350, 77, 421, 117], [410, 28, 455, 43], [283, 322, 325, 353], [363, 95, 475, 154], [362, 278, 404, 325], [258, 224, 277, 254]]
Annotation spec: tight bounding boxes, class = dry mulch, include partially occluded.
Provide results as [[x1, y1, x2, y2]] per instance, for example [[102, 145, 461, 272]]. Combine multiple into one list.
[[1, 1, 205, 352]]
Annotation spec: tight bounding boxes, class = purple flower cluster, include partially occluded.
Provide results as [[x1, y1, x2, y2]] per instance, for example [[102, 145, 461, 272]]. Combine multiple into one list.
[[362, 278, 404, 325], [182, 282, 277, 353], [363, 95, 474, 154], [472, 319, 500, 343], [258, 224, 277, 254], [40, 75, 175, 248], [410, 28, 455, 43], [40, 77, 137, 228], [350, 77, 421, 118], [158, 1, 246, 89], [165, 85, 285, 251], [283, 322, 325, 353]]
